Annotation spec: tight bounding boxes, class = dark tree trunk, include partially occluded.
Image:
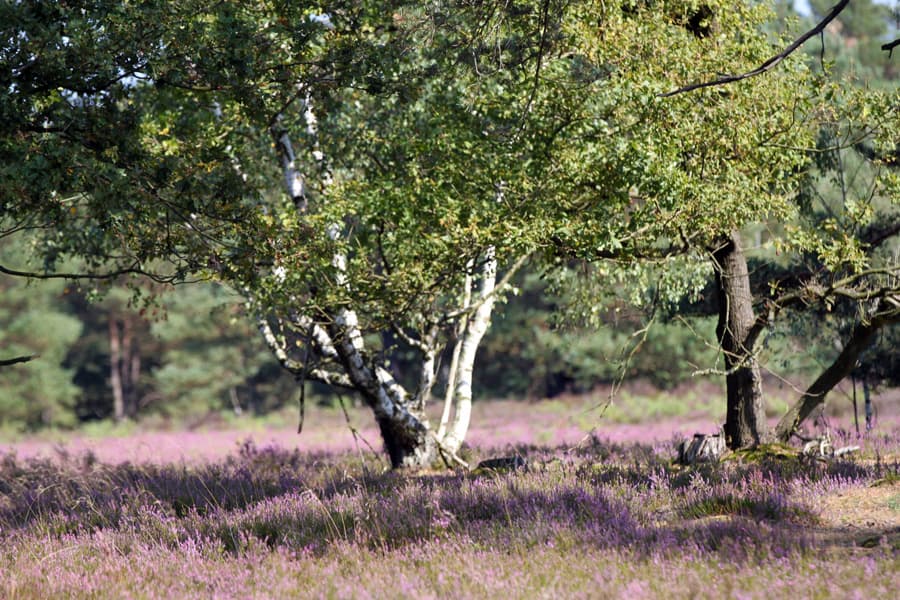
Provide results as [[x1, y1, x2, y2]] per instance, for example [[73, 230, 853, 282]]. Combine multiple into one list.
[[864, 378, 873, 432], [121, 317, 140, 418], [109, 315, 142, 422], [713, 232, 768, 449], [774, 308, 897, 441]]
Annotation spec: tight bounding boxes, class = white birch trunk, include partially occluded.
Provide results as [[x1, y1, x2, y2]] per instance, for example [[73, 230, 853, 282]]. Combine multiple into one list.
[[437, 261, 473, 439], [413, 348, 437, 412], [441, 247, 497, 454], [272, 125, 307, 212], [266, 106, 437, 467]]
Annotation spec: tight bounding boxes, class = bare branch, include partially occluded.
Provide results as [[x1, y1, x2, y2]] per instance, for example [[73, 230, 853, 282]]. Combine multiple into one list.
[[390, 322, 432, 353], [307, 368, 355, 389], [740, 266, 900, 351], [258, 315, 305, 375], [883, 38, 900, 57], [770, 266, 900, 309], [0, 355, 38, 367], [661, 0, 850, 97], [0, 262, 192, 284]]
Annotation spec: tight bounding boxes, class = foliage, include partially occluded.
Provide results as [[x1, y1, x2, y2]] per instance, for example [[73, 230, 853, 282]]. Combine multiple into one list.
[[478, 271, 721, 397], [0, 238, 297, 427], [0, 244, 82, 429], [149, 284, 292, 417], [1, 0, 818, 313], [765, 48, 900, 393]]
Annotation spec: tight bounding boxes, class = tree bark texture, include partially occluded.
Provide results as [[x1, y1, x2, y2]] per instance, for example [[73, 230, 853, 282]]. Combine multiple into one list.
[[441, 248, 497, 454], [713, 232, 768, 449]]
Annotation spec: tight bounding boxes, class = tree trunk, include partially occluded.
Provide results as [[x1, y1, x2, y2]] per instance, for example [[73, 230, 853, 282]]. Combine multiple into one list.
[[109, 315, 141, 422], [864, 378, 873, 432], [713, 232, 768, 449], [441, 248, 497, 454], [774, 308, 897, 441], [120, 317, 140, 419], [373, 407, 436, 469], [109, 317, 125, 422]]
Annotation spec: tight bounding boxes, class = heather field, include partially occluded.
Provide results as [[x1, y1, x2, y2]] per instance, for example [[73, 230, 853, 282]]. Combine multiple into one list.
[[2, 391, 899, 599]]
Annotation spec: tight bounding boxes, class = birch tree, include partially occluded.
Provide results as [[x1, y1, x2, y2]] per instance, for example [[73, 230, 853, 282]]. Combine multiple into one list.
[[253, 90, 506, 466], [1, 1, 546, 467]]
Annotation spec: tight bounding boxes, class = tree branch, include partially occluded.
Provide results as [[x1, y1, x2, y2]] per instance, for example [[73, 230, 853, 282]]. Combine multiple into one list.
[[661, 0, 851, 97], [440, 252, 530, 322], [307, 368, 355, 389], [860, 220, 900, 249], [738, 267, 900, 371], [257, 315, 305, 375], [0, 262, 191, 284], [767, 266, 900, 312], [0, 355, 38, 368]]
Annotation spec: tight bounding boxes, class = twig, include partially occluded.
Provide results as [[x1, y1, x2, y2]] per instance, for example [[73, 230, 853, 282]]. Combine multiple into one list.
[[295, 320, 315, 434], [0, 262, 192, 284], [440, 252, 530, 322], [336, 392, 384, 474]]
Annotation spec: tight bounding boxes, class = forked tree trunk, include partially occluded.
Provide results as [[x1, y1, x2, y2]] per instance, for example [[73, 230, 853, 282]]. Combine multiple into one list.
[[713, 232, 768, 449], [440, 248, 497, 455]]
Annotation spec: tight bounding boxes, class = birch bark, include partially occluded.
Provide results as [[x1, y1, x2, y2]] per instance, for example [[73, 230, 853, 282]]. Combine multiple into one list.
[[262, 104, 439, 468], [442, 248, 497, 453]]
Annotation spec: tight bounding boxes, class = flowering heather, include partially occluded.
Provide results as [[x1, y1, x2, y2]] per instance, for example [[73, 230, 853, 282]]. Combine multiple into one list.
[[2, 417, 899, 599], [4, 386, 897, 464], [2, 394, 899, 598]]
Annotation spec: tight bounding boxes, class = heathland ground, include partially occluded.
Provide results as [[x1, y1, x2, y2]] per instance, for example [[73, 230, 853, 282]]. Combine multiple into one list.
[[1, 384, 897, 599]]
